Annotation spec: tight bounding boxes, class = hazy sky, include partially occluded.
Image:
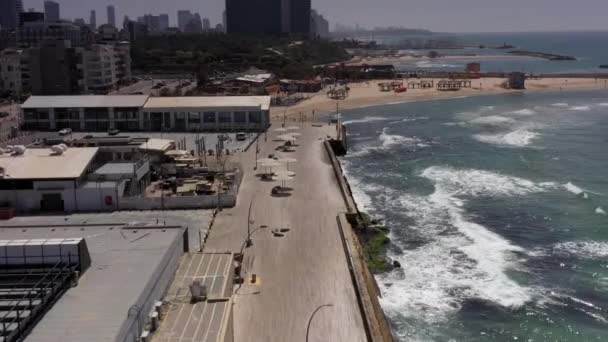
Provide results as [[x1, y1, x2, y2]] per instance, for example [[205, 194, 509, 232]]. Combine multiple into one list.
[[25, 0, 608, 32]]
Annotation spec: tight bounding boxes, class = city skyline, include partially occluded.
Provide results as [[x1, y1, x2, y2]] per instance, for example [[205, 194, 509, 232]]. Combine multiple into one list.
[[20, 0, 608, 32]]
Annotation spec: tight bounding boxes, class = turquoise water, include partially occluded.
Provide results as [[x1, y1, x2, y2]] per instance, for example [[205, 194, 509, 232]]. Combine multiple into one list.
[[388, 31, 608, 74], [340, 89, 608, 341]]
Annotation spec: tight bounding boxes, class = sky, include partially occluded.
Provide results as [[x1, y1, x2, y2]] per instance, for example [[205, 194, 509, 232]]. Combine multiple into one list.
[[24, 0, 608, 32]]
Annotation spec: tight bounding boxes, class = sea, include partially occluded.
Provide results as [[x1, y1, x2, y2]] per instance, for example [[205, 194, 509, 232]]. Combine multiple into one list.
[[376, 31, 608, 74], [340, 89, 608, 341], [338, 31, 608, 341]]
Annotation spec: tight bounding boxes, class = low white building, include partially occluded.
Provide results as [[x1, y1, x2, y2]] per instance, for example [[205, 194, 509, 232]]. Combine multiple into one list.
[[21, 95, 271, 132], [0, 146, 152, 213]]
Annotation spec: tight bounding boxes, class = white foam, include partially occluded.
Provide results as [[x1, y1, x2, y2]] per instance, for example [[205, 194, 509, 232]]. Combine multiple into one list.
[[552, 103, 569, 107], [402, 116, 430, 122], [469, 115, 516, 127], [473, 129, 539, 147], [596, 207, 607, 216], [564, 182, 586, 197], [509, 109, 537, 116], [343, 116, 392, 125], [570, 106, 591, 111], [553, 241, 608, 258], [379, 127, 418, 148], [379, 167, 542, 321], [598, 103, 608, 107]]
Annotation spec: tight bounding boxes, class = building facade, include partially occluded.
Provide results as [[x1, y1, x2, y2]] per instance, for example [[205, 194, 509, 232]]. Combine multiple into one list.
[[0, 48, 29, 96], [44, 1, 60, 22], [106, 5, 116, 27], [0, 0, 23, 30], [310, 9, 329, 37], [17, 21, 82, 47], [28, 40, 84, 96], [177, 10, 193, 32], [21, 95, 271, 132], [89, 10, 96, 31], [226, 0, 283, 34], [289, 0, 311, 34]]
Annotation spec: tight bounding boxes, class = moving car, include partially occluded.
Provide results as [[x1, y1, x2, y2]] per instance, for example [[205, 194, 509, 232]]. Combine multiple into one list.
[[108, 128, 120, 136]]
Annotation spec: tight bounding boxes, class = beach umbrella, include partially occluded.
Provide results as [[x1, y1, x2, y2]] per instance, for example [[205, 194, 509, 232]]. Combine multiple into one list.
[[273, 173, 294, 189], [287, 126, 301, 130], [277, 134, 297, 142], [257, 158, 277, 164], [278, 157, 298, 171], [287, 132, 302, 137], [274, 127, 289, 132], [275, 170, 296, 178]]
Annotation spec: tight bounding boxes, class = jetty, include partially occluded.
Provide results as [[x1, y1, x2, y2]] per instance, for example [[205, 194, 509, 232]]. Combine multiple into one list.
[[508, 50, 576, 61]]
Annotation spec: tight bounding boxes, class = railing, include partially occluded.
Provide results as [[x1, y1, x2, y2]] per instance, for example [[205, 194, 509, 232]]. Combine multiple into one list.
[[1, 258, 75, 342]]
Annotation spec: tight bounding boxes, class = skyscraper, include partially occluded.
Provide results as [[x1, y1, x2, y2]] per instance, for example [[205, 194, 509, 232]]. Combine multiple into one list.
[[107, 5, 116, 27], [177, 10, 193, 32], [225, 0, 282, 34], [159, 14, 169, 31], [44, 1, 60, 22], [202, 18, 210, 31], [289, 0, 311, 34], [225, 0, 311, 35], [0, 0, 23, 30], [89, 10, 97, 30]]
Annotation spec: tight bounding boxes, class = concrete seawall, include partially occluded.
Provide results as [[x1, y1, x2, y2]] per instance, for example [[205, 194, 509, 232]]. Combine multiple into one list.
[[324, 140, 395, 342]]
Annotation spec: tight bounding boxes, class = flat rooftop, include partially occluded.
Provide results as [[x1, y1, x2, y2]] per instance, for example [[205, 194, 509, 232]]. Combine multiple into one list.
[[94, 162, 137, 175], [143, 96, 271, 111], [0, 147, 98, 180], [0, 221, 185, 342], [21, 95, 150, 109], [152, 253, 233, 342]]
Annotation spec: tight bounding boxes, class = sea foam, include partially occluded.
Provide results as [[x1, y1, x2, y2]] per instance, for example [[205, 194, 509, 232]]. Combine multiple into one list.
[[509, 109, 537, 116], [473, 129, 538, 147], [343, 116, 391, 125], [570, 106, 591, 111], [378, 167, 543, 321], [553, 241, 608, 258]]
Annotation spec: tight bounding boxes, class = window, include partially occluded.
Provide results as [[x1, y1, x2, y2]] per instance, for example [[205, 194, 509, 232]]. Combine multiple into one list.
[[189, 112, 200, 123], [249, 111, 261, 124], [203, 112, 216, 123], [234, 112, 247, 123], [218, 112, 231, 123]]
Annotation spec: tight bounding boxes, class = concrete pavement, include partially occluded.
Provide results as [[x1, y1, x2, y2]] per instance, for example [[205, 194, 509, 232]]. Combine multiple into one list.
[[204, 123, 367, 342]]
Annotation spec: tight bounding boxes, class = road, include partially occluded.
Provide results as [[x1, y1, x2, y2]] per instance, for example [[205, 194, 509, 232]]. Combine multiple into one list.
[[204, 123, 367, 342]]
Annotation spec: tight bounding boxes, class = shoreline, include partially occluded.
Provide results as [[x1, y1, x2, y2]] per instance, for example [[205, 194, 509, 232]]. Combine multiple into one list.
[[344, 53, 536, 66], [271, 77, 608, 120]]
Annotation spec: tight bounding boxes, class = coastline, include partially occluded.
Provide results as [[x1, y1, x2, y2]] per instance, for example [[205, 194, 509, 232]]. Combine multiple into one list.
[[271, 77, 607, 120]]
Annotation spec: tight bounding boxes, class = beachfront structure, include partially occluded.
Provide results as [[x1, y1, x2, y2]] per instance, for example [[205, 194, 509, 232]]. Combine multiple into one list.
[[21, 95, 271, 132]]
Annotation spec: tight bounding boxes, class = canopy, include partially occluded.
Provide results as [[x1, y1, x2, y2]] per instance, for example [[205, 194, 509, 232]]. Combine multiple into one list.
[[274, 127, 289, 132], [277, 134, 297, 142], [257, 158, 277, 164], [287, 132, 302, 137], [275, 170, 296, 177], [278, 157, 297, 164], [273, 174, 294, 182], [287, 126, 301, 130]]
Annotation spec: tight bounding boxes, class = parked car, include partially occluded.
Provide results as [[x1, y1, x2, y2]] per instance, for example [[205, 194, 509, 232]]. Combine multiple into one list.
[[59, 128, 72, 136], [236, 133, 247, 141], [107, 128, 120, 136]]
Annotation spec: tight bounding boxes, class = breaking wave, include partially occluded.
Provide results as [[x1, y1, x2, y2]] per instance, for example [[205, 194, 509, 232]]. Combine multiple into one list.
[[553, 241, 608, 259], [378, 167, 545, 322], [552, 103, 569, 107], [509, 109, 537, 116], [570, 106, 591, 111], [343, 116, 392, 125], [473, 129, 539, 147], [469, 115, 516, 127]]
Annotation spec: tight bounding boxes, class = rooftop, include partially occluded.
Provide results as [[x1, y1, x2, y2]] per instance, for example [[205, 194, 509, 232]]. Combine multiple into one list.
[[21, 95, 150, 109], [94, 162, 137, 176], [139, 138, 175, 152], [143, 96, 271, 111], [0, 147, 98, 180], [0, 222, 185, 342]]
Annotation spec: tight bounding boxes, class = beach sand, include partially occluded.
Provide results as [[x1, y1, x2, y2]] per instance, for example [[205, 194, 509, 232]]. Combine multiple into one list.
[[271, 77, 608, 120]]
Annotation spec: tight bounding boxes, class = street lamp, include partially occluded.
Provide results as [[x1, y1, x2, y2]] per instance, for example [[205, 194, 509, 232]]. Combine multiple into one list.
[[306, 304, 334, 342]]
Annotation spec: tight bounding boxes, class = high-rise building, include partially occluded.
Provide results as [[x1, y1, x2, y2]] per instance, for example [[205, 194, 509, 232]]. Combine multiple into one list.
[[44, 1, 60, 22], [289, 0, 311, 34], [159, 14, 169, 31], [225, 0, 282, 34], [202, 18, 210, 31], [177, 10, 193, 32], [226, 0, 310, 35], [0, 0, 24, 30], [184, 14, 203, 33], [89, 10, 97, 30], [310, 10, 329, 38], [19, 12, 45, 26], [107, 5, 116, 27], [29, 40, 84, 95]]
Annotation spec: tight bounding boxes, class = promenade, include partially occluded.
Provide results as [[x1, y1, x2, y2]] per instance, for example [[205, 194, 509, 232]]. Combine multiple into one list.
[[204, 122, 367, 342]]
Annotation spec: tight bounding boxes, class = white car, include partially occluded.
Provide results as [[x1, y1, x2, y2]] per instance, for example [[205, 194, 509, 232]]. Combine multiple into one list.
[[59, 128, 72, 136]]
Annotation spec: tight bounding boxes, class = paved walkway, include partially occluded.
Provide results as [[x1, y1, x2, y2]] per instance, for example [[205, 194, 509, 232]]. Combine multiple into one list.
[[204, 123, 367, 342]]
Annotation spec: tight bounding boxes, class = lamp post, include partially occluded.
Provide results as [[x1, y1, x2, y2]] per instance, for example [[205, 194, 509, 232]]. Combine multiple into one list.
[[306, 304, 334, 342]]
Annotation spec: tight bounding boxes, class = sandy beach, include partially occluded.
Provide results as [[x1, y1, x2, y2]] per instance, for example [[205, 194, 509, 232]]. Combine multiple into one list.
[[271, 77, 608, 120]]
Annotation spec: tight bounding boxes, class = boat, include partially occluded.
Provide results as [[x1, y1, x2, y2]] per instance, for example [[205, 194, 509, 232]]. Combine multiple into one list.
[[394, 87, 407, 93], [599, 65, 608, 69]]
